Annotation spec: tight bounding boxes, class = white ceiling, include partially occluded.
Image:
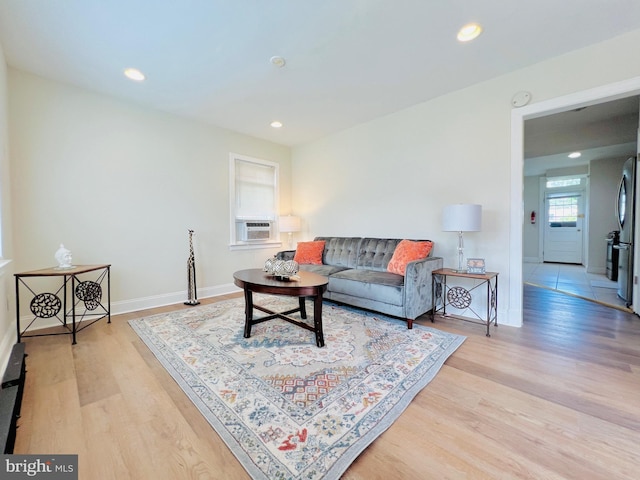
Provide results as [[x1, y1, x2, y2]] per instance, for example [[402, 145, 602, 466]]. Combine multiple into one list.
[[1, 1, 640, 147], [524, 96, 639, 176]]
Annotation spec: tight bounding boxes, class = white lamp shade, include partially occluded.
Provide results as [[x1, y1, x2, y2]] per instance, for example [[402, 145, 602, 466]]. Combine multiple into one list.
[[279, 215, 301, 233], [442, 204, 482, 232]]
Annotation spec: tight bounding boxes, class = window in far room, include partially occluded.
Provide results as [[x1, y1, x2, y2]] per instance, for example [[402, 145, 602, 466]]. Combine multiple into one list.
[[229, 153, 280, 249], [545, 176, 582, 188], [547, 195, 579, 228], [545, 175, 585, 228]]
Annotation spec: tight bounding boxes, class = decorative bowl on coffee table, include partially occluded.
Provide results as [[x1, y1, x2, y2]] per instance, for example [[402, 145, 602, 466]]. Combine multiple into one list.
[[263, 258, 299, 280]]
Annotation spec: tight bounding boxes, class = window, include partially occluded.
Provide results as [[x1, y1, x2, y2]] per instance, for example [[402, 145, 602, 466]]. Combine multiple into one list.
[[546, 176, 582, 189], [547, 195, 578, 227], [229, 153, 279, 248]]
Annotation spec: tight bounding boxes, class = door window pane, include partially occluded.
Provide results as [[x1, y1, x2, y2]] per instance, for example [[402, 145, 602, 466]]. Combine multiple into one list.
[[548, 196, 578, 227]]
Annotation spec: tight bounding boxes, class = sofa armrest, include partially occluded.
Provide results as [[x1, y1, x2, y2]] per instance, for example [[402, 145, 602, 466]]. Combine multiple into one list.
[[275, 250, 296, 261], [403, 256, 443, 320]]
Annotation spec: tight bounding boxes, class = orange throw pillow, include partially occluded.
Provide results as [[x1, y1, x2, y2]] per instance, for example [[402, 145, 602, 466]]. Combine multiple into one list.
[[387, 240, 433, 275], [293, 240, 326, 265]]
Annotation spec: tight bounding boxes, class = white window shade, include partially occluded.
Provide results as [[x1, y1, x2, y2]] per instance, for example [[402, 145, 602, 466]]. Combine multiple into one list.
[[234, 158, 277, 220], [229, 152, 280, 248]]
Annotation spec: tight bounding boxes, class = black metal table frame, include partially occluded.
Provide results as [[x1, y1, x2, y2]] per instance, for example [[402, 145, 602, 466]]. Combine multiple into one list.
[[431, 269, 498, 337], [15, 265, 111, 345], [233, 269, 328, 348], [243, 292, 326, 347]]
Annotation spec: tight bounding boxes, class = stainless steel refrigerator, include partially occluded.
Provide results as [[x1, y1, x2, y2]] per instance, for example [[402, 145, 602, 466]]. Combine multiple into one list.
[[615, 156, 636, 305]]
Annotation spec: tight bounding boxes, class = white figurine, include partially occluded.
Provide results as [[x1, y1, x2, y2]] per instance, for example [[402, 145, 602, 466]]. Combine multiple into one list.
[[55, 244, 73, 269]]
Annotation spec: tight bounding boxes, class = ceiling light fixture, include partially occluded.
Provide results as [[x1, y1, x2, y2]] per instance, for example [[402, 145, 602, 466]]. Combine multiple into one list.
[[270, 121, 283, 128], [568, 152, 582, 158], [270, 56, 286, 68], [124, 68, 145, 81], [457, 23, 483, 42]]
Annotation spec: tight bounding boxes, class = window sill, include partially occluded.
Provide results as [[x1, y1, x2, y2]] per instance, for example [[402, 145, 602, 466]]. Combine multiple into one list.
[[229, 241, 283, 252]]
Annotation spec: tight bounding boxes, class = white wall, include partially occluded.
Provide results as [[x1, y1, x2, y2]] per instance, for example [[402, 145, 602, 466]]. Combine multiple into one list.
[[589, 156, 628, 273], [291, 29, 640, 327], [9, 70, 291, 314], [0, 42, 16, 370], [523, 176, 540, 262]]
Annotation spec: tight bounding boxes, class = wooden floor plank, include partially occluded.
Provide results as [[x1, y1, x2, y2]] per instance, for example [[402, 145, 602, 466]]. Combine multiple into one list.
[[12, 286, 640, 479]]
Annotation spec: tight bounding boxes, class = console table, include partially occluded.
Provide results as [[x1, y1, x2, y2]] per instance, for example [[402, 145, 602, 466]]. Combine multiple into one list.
[[15, 264, 111, 344], [431, 268, 498, 336]]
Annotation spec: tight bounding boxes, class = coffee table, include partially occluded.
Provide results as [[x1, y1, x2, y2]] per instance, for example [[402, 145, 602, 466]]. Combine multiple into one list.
[[233, 269, 329, 347]]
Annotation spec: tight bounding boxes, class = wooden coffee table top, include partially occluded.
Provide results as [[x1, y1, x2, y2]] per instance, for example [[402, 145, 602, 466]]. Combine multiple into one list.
[[233, 269, 328, 297]]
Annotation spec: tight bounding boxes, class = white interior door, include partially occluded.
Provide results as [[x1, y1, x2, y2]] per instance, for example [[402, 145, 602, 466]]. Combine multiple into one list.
[[543, 192, 584, 263]]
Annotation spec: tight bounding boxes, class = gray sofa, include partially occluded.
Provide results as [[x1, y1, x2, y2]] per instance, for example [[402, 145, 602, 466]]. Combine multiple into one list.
[[278, 237, 443, 328]]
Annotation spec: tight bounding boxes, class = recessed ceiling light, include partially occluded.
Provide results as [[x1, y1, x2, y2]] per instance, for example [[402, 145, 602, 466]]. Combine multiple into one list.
[[457, 23, 483, 42], [270, 121, 283, 128], [124, 68, 145, 81], [568, 152, 582, 158], [270, 56, 286, 68]]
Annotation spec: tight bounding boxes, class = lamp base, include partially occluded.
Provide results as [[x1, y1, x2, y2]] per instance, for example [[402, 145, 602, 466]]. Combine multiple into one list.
[[456, 231, 466, 274]]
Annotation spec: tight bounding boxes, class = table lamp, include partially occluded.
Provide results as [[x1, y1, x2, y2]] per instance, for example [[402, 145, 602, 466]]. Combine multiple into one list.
[[279, 215, 301, 249], [442, 204, 482, 272]]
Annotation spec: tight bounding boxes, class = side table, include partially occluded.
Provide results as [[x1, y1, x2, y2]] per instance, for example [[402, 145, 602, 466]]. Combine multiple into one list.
[[15, 264, 111, 344], [431, 268, 498, 336]]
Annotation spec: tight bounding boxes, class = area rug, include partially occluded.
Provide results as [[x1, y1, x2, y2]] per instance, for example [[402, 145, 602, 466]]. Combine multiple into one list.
[[129, 295, 465, 480]]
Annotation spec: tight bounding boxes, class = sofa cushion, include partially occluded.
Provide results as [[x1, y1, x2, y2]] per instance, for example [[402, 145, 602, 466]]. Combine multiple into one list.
[[387, 239, 434, 275], [329, 268, 404, 306], [298, 264, 350, 276], [356, 238, 403, 272], [315, 237, 361, 268], [294, 240, 325, 264]]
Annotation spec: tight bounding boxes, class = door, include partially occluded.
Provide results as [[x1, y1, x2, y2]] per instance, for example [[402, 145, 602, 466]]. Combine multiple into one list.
[[543, 192, 584, 263]]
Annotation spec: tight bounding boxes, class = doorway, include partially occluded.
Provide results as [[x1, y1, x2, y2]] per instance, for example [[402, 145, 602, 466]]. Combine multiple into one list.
[[510, 76, 640, 325]]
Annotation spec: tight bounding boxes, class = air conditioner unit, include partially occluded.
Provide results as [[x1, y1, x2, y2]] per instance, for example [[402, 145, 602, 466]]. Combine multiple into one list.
[[240, 221, 272, 241]]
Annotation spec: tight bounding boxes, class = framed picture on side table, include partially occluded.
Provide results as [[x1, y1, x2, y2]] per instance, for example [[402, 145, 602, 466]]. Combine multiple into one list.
[[467, 258, 486, 274]]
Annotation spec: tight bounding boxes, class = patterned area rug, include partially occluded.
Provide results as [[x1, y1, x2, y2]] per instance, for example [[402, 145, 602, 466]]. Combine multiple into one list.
[[129, 295, 465, 480]]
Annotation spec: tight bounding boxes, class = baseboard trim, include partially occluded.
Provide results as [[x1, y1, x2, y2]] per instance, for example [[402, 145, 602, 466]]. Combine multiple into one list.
[[587, 266, 606, 275], [111, 283, 241, 315], [523, 257, 540, 263]]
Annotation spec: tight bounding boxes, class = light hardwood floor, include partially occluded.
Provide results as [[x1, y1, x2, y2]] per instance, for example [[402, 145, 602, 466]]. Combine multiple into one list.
[[13, 286, 640, 479]]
